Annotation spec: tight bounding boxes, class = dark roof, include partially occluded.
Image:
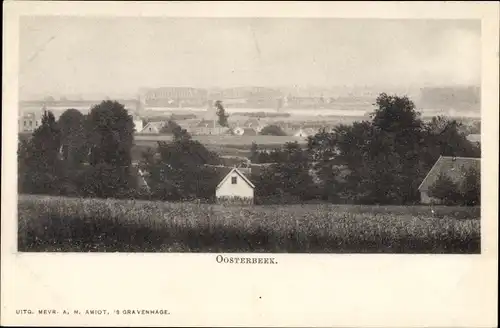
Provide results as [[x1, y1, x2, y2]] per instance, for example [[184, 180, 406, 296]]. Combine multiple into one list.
[[209, 165, 234, 183], [418, 156, 480, 191], [205, 165, 254, 188], [242, 128, 257, 136]]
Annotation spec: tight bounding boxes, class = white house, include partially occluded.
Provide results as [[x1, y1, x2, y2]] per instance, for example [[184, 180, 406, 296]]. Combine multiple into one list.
[[294, 128, 309, 138], [140, 121, 165, 134], [232, 126, 257, 136], [132, 117, 144, 133], [214, 166, 255, 204]]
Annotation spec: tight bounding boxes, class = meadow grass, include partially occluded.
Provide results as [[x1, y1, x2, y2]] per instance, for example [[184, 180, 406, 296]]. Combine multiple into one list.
[[18, 194, 480, 253]]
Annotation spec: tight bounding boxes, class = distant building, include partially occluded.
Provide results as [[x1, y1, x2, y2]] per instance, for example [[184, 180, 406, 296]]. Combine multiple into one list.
[[132, 117, 144, 133], [213, 166, 255, 204], [303, 127, 318, 136], [293, 128, 309, 138], [209, 86, 283, 108], [418, 156, 481, 204], [233, 127, 257, 136], [140, 87, 208, 108], [140, 121, 166, 134], [191, 120, 230, 135], [19, 111, 43, 132]]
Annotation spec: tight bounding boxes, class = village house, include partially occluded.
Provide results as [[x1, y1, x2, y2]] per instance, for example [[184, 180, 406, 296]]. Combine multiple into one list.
[[242, 118, 265, 132], [139, 87, 208, 108], [191, 120, 230, 135], [19, 112, 43, 132], [132, 116, 144, 133], [293, 128, 309, 138], [418, 156, 481, 204], [140, 121, 166, 134], [232, 126, 257, 136], [209, 166, 255, 204], [175, 119, 200, 134]]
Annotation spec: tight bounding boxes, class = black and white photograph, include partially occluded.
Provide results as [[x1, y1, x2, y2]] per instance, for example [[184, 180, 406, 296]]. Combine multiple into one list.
[[2, 2, 498, 327], [16, 15, 483, 254]]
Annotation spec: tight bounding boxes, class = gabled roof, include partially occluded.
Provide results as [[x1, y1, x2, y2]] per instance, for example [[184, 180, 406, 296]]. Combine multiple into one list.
[[141, 121, 165, 132], [214, 166, 255, 190], [243, 118, 262, 127], [242, 128, 257, 136], [418, 156, 481, 191]]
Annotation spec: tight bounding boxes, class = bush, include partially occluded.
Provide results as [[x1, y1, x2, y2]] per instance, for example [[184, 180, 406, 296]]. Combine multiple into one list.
[[428, 167, 480, 206]]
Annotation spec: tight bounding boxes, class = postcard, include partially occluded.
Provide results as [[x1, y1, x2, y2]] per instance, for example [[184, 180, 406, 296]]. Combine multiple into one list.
[[2, 1, 498, 327]]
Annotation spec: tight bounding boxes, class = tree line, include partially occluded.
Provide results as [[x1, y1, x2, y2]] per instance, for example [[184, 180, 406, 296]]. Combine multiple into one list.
[[250, 93, 480, 205], [18, 94, 481, 205]]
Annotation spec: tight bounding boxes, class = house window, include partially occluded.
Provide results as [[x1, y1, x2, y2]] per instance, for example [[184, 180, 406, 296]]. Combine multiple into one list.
[[231, 177, 237, 184]]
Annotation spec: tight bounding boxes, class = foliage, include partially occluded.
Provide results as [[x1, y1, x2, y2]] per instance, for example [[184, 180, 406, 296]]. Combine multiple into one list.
[[214, 100, 229, 127], [428, 173, 463, 205], [18, 111, 62, 195], [140, 127, 221, 201], [428, 166, 480, 206], [159, 120, 186, 136], [83, 100, 136, 198], [252, 142, 318, 203], [460, 166, 480, 206], [305, 93, 481, 205], [260, 124, 287, 136], [18, 195, 480, 253], [58, 108, 87, 168]]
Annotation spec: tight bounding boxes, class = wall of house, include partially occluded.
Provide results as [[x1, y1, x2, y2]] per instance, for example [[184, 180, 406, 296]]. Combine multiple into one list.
[[141, 125, 159, 134], [19, 116, 41, 132], [216, 172, 254, 200], [420, 190, 441, 205], [133, 120, 144, 133]]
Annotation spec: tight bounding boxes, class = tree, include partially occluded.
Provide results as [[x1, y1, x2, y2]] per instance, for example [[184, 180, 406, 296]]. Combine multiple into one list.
[[253, 142, 316, 204], [214, 100, 229, 127], [307, 93, 484, 205], [18, 110, 62, 195], [428, 173, 462, 205], [249, 142, 259, 163], [460, 166, 480, 206], [260, 124, 287, 136], [84, 100, 135, 198], [159, 120, 191, 140], [58, 108, 87, 167], [422, 116, 480, 162], [141, 129, 221, 201]]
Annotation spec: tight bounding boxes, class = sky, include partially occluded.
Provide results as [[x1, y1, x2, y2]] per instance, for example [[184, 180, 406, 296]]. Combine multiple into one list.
[[19, 17, 481, 99]]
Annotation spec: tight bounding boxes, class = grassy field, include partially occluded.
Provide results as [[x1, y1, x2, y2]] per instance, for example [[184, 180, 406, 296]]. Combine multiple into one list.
[[18, 195, 480, 253]]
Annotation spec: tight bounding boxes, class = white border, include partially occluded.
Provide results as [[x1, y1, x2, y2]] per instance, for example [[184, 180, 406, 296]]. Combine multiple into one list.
[[2, 2, 498, 327]]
